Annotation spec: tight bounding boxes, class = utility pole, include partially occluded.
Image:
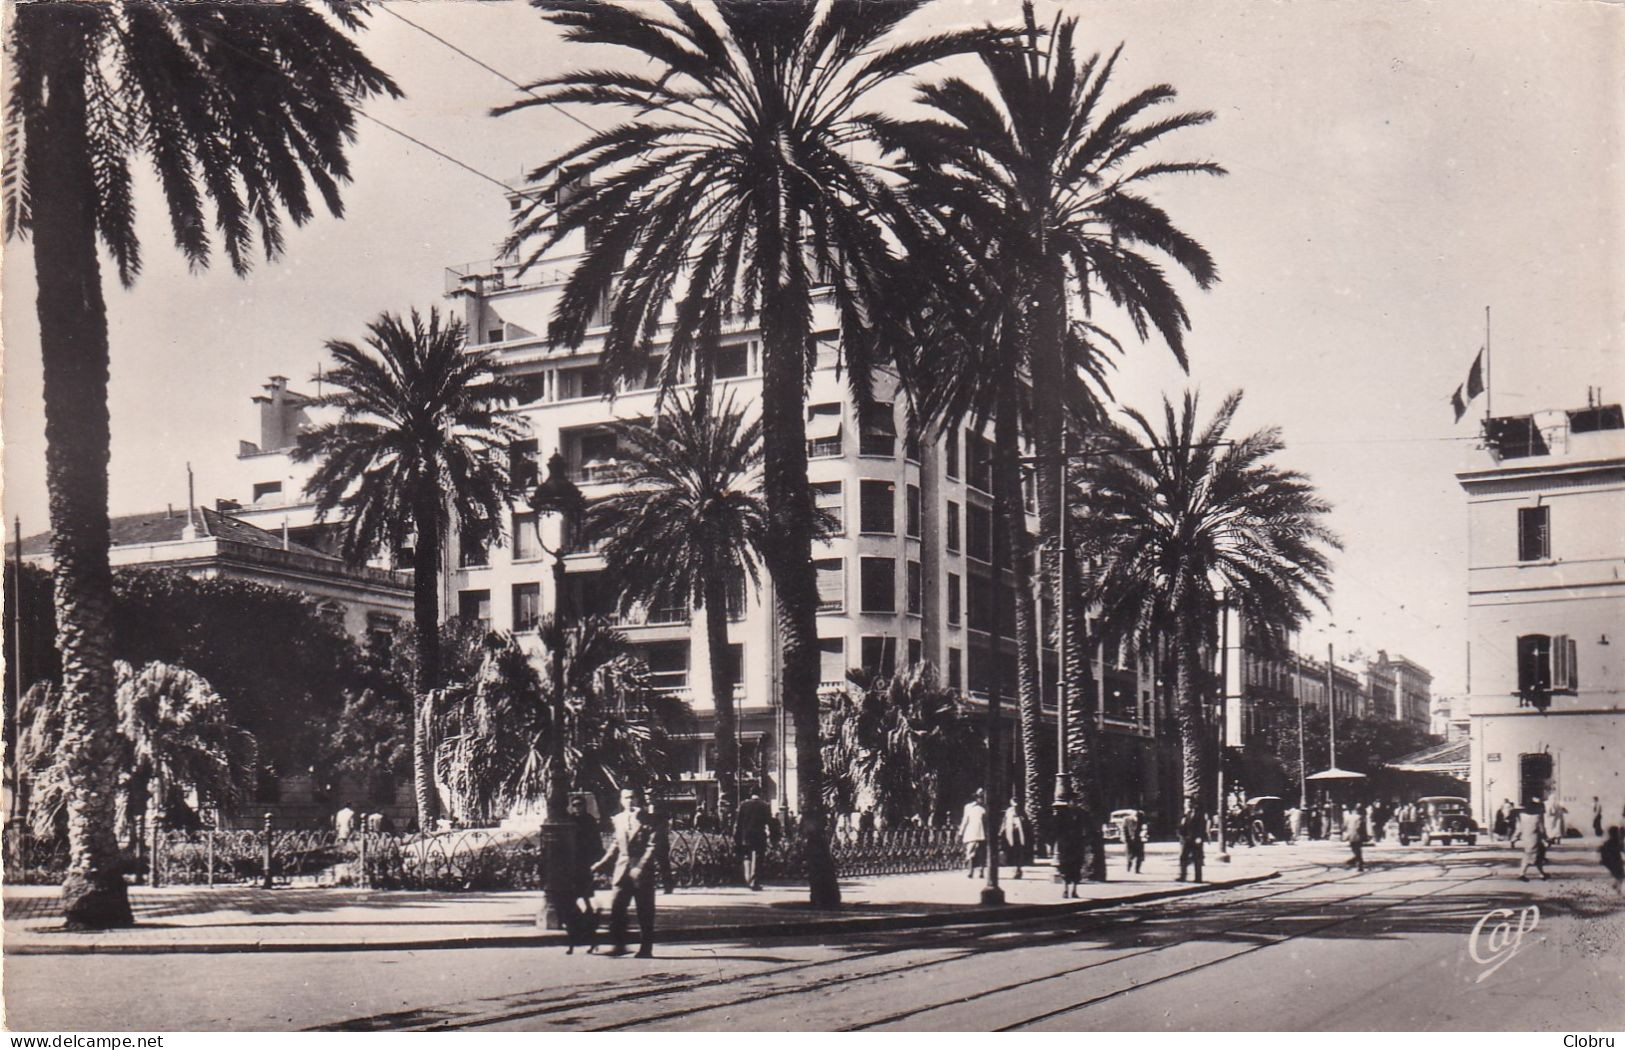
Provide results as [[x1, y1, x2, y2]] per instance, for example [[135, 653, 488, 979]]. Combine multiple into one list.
[[1214, 590, 1230, 862], [1326, 642, 1337, 769]]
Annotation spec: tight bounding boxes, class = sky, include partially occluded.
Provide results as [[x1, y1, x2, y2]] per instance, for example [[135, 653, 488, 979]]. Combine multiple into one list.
[[2, 0, 1621, 700]]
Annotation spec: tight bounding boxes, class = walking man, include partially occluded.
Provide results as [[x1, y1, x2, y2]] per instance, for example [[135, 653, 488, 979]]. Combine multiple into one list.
[[1000, 799, 1029, 879], [961, 789, 988, 879], [1346, 807, 1367, 872], [1515, 799, 1550, 882], [1593, 796, 1605, 838], [593, 788, 660, 958], [1122, 808, 1145, 874], [1177, 798, 1205, 883], [734, 791, 773, 890]]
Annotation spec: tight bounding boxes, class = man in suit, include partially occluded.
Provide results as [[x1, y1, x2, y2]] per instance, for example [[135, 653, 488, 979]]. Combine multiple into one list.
[[734, 792, 774, 890], [1177, 797, 1205, 883], [593, 787, 660, 958]]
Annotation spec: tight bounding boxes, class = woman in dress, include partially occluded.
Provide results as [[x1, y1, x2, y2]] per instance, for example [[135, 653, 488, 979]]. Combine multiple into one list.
[[1053, 800, 1084, 898]]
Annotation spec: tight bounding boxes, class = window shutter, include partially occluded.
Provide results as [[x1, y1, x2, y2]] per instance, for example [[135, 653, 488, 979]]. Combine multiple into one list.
[[1552, 634, 1569, 692]]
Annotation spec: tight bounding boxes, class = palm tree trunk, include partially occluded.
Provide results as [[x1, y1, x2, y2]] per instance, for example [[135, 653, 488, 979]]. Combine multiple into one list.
[[758, 269, 839, 909], [410, 496, 443, 832], [1029, 259, 1104, 873], [992, 392, 1043, 837], [1176, 630, 1207, 808], [1063, 552, 1107, 880], [703, 572, 739, 822], [22, 4, 134, 930]]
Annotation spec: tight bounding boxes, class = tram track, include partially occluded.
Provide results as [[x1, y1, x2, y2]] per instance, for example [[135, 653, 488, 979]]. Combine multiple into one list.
[[401, 864, 1371, 1032]]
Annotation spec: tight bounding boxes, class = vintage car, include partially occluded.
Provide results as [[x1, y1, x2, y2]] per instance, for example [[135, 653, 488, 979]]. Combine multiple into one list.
[[1399, 796, 1479, 846], [1101, 808, 1142, 843], [1246, 796, 1290, 843]]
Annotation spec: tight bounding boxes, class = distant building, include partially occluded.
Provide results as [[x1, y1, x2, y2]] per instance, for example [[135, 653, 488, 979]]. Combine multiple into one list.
[[14, 505, 410, 649], [1366, 651, 1433, 727], [1457, 399, 1624, 828], [1237, 622, 1428, 734]]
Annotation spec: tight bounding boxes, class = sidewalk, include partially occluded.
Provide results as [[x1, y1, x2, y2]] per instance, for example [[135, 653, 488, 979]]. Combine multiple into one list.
[[2, 841, 1289, 956]]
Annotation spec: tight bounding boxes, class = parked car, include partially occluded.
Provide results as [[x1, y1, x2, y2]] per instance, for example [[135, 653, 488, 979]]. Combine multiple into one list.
[[1101, 808, 1141, 843], [1399, 796, 1478, 845], [1246, 796, 1289, 843]]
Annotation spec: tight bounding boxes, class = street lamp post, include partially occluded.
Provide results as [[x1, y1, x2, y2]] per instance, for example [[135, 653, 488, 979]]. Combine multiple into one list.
[[532, 451, 584, 931], [1294, 632, 1308, 821]]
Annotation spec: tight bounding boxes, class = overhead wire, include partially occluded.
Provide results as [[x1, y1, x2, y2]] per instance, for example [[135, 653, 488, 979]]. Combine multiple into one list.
[[377, 5, 601, 136]]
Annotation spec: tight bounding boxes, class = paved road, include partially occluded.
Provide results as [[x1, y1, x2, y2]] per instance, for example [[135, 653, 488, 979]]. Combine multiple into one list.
[[5, 847, 1620, 1031]]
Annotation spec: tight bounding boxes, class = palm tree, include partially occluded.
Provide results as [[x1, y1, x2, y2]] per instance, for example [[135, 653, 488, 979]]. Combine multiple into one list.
[[821, 664, 981, 829], [497, 0, 1014, 908], [435, 621, 690, 823], [3, 1, 396, 928], [887, 217, 1118, 839], [114, 660, 258, 843], [584, 390, 767, 821], [19, 662, 257, 846], [879, 2, 1222, 831], [1071, 391, 1340, 807], [295, 308, 521, 831]]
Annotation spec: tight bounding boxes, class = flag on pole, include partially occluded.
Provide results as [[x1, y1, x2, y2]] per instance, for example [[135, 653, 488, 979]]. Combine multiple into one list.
[[1450, 347, 1486, 423], [1466, 350, 1485, 400]]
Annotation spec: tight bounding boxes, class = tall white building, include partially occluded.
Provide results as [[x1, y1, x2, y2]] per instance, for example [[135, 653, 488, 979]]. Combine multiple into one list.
[[441, 177, 1172, 820], [1457, 400, 1625, 829]]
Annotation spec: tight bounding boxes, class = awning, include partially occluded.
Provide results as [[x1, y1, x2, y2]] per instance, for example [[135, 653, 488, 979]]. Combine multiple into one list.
[[1384, 738, 1470, 777], [807, 413, 843, 442], [1307, 767, 1368, 781]]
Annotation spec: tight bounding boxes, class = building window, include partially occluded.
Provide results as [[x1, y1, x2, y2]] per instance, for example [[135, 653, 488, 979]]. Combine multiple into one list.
[[968, 644, 991, 694], [966, 574, 993, 632], [945, 429, 960, 478], [813, 481, 844, 534], [725, 569, 748, 619], [908, 638, 923, 667], [815, 558, 845, 613], [967, 434, 992, 493], [722, 643, 744, 696], [1022, 466, 1037, 513], [947, 647, 962, 690], [714, 343, 750, 378], [251, 481, 282, 504], [906, 484, 922, 538], [1517, 633, 1577, 706], [562, 571, 618, 620], [966, 503, 992, 563], [510, 439, 540, 491], [807, 402, 843, 458], [819, 637, 847, 685], [458, 589, 491, 628], [860, 636, 897, 678], [859, 402, 897, 457], [638, 642, 689, 692], [512, 583, 541, 631], [1517, 505, 1549, 562], [906, 560, 922, 615], [512, 512, 541, 561], [859, 479, 895, 534], [861, 557, 896, 613], [945, 500, 960, 553], [458, 531, 488, 568], [559, 365, 605, 400]]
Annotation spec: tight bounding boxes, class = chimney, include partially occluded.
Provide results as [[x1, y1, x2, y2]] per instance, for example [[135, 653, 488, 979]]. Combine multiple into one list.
[[253, 375, 313, 452]]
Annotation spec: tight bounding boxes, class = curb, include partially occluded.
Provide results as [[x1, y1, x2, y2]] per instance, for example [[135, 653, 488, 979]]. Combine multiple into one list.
[[2, 872, 1278, 957]]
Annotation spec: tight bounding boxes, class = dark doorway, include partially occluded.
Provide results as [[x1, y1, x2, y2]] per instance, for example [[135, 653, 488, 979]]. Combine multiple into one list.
[[1519, 752, 1553, 807]]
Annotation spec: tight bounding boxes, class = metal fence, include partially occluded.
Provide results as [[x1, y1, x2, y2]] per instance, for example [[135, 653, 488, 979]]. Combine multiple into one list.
[[3, 821, 965, 891]]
